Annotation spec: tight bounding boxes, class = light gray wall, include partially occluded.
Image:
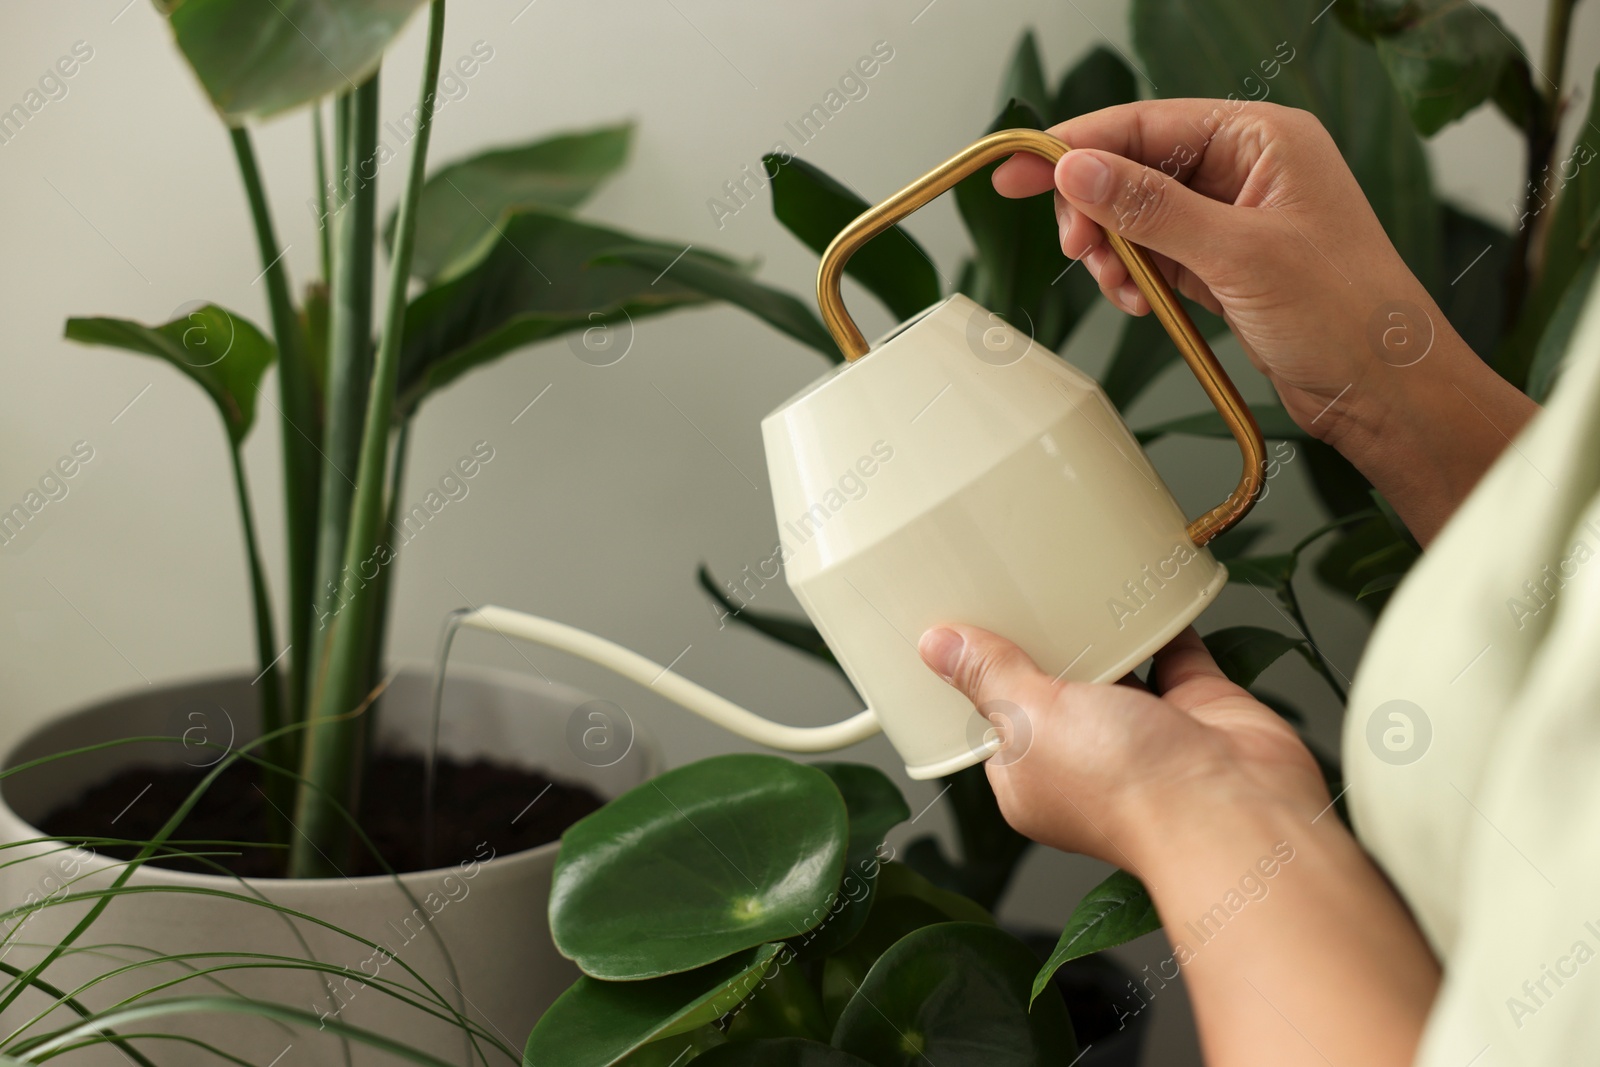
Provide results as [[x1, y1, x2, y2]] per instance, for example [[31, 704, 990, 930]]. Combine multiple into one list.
[[1, 1, 1593, 1062]]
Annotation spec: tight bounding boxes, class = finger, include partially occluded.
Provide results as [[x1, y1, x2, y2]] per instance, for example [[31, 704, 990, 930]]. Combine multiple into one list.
[[1055, 147, 1257, 274], [1150, 628, 1240, 699], [919, 626, 1055, 712], [994, 98, 1269, 200]]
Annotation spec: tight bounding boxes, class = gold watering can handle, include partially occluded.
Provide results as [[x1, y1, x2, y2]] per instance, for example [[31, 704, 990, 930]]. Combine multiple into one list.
[[815, 128, 1266, 546]]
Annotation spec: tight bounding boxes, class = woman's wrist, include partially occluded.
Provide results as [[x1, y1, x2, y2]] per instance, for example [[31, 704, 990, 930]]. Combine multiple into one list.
[[1311, 317, 1537, 544]]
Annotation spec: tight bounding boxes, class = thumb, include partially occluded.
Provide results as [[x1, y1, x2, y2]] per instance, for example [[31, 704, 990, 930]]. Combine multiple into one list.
[[1055, 148, 1241, 273], [919, 626, 1053, 710]]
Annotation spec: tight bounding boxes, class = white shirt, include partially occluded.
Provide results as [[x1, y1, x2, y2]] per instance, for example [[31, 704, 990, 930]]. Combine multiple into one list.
[[1345, 274, 1600, 1064]]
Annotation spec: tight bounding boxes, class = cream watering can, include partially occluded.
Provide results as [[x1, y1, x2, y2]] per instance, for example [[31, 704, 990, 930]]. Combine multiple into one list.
[[446, 130, 1265, 780]]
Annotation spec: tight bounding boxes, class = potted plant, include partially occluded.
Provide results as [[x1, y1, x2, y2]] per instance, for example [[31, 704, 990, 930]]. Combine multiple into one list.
[[666, 3, 1597, 1056], [0, 1, 834, 1063]]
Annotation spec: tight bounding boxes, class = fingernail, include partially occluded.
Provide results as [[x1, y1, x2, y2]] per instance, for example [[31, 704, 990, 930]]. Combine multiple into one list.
[[919, 628, 965, 681], [1059, 151, 1111, 204]]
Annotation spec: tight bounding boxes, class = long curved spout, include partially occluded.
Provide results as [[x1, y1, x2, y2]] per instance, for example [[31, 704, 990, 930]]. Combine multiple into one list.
[[453, 605, 882, 753]]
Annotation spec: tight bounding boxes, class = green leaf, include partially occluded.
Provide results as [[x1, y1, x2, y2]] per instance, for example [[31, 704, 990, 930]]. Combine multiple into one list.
[[767, 155, 943, 322], [819, 862, 995, 1028], [1030, 870, 1160, 1004], [1499, 67, 1600, 388], [599, 244, 837, 358], [524, 944, 781, 1067], [1102, 301, 1227, 411], [996, 30, 1052, 119], [1527, 242, 1600, 402], [162, 0, 428, 122], [1357, 573, 1402, 599], [550, 754, 849, 980], [1135, 403, 1305, 444], [795, 764, 911, 958], [1132, 0, 1442, 287], [1434, 203, 1512, 358], [832, 923, 1079, 1066], [1052, 45, 1140, 123], [396, 209, 711, 416], [1314, 515, 1418, 613], [956, 100, 1090, 352], [394, 123, 635, 283], [1202, 625, 1307, 688], [695, 1040, 874, 1067], [64, 306, 276, 444], [1372, 0, 1521, 136], [616, 1026, 727, 1067], [1224, 554, 1297, 591], [697, 566, 844, 675], [723, 951, 830, 1042]]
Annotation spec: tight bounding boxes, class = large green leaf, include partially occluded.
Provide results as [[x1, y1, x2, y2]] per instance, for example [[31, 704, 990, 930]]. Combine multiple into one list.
[[1031, 870, 1160, 1004], [65, 306, 276, 444], [394, 124, 635, 283], [162, 0, 427, 122], [1202, 626, 1308, 688], [1371, 1, 1521, 135], [955, 100, 1090, 352], [524, 944, 781, 1067], [996, 30, 1051, 119], [616, 1027, 727, 1066], [794, 764, 911, 958], [832, 923, 1078, 1066], [551, 754, 849, 980], [1052, 45, 1140, 123], [820, 863, 994, 1029], [696, 1040, 874, 1067], [598, 244, 837, 358], [1101, 301, 1227, 411], [767, 155, 942, 323], [396, 209, 711, 415], [1131, 0, 1441, 287]]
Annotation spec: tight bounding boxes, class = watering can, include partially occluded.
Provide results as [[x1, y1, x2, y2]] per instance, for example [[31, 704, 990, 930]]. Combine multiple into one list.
[[450, 129, 1266, 780]]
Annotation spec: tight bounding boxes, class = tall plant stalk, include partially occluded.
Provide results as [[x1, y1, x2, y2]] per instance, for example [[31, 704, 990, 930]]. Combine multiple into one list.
[[291, 0, 448, 877], [310, 76, 380, 706], [228, 128, 319, 778], [226, 444, 294, 830]]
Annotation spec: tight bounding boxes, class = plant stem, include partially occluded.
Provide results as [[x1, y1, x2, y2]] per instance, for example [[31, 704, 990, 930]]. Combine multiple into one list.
[[312, 103, 332, 283], [1281, 578, 1348, 705], [309, 77, 380, 704], [1507, 0, 1577, 326], [228, 128, 321, 760], [292, 0, 447, 878], [227, 444, 293, 840]]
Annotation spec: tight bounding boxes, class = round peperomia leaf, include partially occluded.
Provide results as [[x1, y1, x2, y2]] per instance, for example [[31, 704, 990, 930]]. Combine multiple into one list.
[[551, 754, 849, 980], [695, 1039, 874, 1066], [832, 922, 1078, 1066], [525, 944, 780, 1067]]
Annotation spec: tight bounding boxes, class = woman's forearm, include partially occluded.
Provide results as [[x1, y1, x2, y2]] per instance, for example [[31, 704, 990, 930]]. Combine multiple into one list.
[[1129, 787, 1440, 1066], [1320, 323, 1538, 545]]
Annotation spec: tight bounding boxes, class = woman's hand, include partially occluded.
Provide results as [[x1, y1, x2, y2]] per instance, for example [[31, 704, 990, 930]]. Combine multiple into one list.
[[921, 623, 1441, 1066], [996, 99, 1537, 543], [917, 624, 1325, 869]]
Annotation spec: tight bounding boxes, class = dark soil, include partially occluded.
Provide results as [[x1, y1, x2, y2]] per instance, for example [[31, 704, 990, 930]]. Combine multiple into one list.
[[36, 751, 606, 878]]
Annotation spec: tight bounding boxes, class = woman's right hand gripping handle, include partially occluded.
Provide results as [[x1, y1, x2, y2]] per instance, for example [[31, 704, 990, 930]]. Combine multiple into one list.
[[996, 99, 1537, 544]]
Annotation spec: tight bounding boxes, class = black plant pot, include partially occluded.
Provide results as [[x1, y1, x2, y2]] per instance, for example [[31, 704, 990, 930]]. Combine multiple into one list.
[[1014, 930, 1151, 1067]]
